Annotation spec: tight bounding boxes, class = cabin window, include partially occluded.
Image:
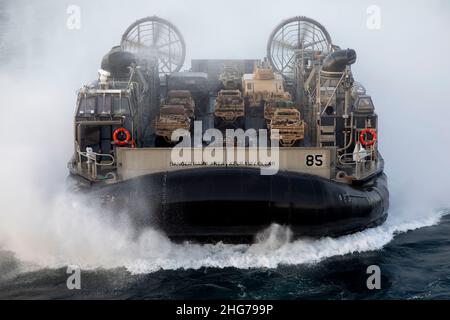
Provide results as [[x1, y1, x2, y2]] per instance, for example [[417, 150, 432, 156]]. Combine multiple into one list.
[[78, 94, 131, 116], [122, 98, 131, 115], [246, 83, 252, 90], [112, 97, 121, 114], [356, 97, 374, 112], [78, 96, 96, 116], [358, 98, 372, 108], [112, 96, 131, 115], [97, 95, 112, 116]]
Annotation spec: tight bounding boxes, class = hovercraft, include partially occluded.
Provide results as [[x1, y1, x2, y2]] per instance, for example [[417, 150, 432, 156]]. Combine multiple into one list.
[[68, 16, 389, 242]]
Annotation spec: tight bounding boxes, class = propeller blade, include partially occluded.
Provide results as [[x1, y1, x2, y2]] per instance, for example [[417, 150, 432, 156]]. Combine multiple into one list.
[[273, 39, 297, 51], [303, 39, 326, 50], [280, 54, 296, 72], [157, 39, 181, 50], [158, 49, 182, 63], [159, 55, 174, 73], [123, 39, 149, 51], [152, 21, 162, 46], [299, 23, 310, 49]]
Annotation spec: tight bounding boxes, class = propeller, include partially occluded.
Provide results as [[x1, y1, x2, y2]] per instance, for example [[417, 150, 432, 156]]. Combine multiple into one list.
[[267, 16, 332, 79], [121, 16, 186, 76]]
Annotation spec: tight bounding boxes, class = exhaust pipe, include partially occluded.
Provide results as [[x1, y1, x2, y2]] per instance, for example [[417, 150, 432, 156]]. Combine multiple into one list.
[[322, 49, 357, 72]]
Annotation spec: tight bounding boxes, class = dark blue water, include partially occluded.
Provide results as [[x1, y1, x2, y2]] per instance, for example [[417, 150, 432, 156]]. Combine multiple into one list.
[[1, 213, 449, 300]]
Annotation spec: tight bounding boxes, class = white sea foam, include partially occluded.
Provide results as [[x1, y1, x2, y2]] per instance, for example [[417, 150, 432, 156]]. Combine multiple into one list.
[[124, 209, 446, 274], [0, 146, 446, 274]]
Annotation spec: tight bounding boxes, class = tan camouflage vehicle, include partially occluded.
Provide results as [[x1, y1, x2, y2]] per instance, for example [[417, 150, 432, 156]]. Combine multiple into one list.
[[219, 65, 242, 90], [214, 89, 245, 127], [269, 108, 305, 147], [155, 105, 191, 144], [242, 61, 287, 112], [165, 90, 195, 119], [263, 96, 294, 122]]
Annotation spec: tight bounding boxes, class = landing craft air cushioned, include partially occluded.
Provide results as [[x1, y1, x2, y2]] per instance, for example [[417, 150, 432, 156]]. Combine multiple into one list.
[[68, 16, 389, 243]]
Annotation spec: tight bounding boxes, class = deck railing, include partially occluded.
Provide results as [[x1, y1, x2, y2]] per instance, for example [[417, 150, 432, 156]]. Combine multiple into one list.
[[76, 144, 115, 180], [337, 150, 382, 181]]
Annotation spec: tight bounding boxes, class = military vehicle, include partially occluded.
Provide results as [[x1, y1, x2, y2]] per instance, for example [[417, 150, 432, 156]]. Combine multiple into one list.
[[269, 108, 305, 147], [166, 72, 209, 115], [154, 105, 191, 146], [213, 89, 245, 128], [218, 64, 242, 90], [68, 16, 388, 242], [242, 60, 287, 115], [263, 98, 294, 122], [164, 90, 195, 119]]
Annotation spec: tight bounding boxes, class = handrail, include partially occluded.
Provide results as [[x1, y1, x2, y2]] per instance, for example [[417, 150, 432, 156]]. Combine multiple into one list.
[[337, 149, 380, 181], [76, 146, 115, 180], [338, 153, 358, 165], [338, 151, 373, 166], [77, 147, 115, 166]]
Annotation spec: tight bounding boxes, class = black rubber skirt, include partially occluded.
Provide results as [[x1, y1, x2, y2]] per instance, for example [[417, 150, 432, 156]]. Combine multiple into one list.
[[88, 167, 389, 242]]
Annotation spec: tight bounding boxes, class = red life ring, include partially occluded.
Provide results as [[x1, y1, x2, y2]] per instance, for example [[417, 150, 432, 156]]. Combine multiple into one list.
[[359, 128, 377, 146], [113, 127, 131, 146]]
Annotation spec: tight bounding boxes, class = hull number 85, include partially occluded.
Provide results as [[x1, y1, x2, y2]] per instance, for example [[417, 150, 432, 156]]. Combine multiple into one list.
[[306, 154, 324, 167]]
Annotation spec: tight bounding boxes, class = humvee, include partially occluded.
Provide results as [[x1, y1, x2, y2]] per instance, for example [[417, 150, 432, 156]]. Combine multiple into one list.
[[165, 90, 195, 119], [269, 108, 305, 147], [155, 105, 191, 145], [214, 90, 245, 128]]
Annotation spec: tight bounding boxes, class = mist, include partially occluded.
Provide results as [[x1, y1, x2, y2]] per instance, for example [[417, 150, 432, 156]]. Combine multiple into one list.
[[0, 0, 449, 272]]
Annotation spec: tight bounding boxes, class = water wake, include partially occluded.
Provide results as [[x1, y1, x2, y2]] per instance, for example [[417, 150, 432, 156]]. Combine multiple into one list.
[[0, 148, 446, 274], [125, 209, 446, 274]]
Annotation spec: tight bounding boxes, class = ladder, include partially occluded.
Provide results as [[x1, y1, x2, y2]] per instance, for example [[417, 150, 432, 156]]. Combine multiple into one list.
[[319, 119, 336, 147]]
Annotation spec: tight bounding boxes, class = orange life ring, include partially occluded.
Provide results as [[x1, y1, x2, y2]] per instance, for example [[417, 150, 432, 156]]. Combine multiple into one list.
[[113, 127, 131, 146], [359, 128, 377, 146]]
